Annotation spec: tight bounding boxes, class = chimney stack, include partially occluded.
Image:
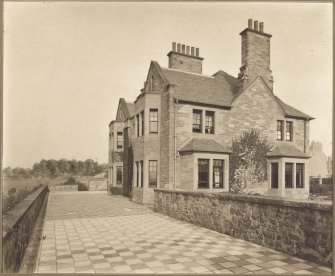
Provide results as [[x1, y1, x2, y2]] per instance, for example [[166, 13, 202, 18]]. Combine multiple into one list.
[[259, 22, 264, 32], [254, 20, 259, 31], [248, 19, 253, 28], [168, 42, 204, 74], [238, 19, 274, 90]]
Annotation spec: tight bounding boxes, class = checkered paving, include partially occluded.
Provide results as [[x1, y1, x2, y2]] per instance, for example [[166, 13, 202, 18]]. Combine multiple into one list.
[[36, 192, 332, 274]]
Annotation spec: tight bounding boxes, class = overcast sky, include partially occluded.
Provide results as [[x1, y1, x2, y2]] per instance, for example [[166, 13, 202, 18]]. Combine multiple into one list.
[[3, 2, 332, 168]]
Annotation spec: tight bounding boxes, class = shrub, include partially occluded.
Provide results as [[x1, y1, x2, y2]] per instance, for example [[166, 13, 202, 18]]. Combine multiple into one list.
[[78, 182, 88, 191], [230, 129, 271, 194], [64, 176, 76, 185]]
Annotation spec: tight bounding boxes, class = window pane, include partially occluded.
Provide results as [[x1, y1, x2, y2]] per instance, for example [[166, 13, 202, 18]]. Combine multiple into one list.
[[285, 163, 293, 188], [116, 166, 122, 185], [149, 160, 157, 187], [141, 111, 144, 136], [205, 111, 214, 134], [277, 120, 283, 140], [286, 121, 292, 141], [140, 161, 143, 187], [213, 159, 224, 188], [193, 110, 202, 133], [117, 132, 123, 149], [149, 109, 158, 133], [198, 159, 209, 188], [136, 115, 140, 137], [296, 163, 304, 188], [271, 163, 278, 188]]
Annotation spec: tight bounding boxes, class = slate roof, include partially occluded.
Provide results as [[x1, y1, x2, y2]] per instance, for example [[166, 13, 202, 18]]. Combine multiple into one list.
[[267, 143, 310, 158], [126, 102, 135, 118], [275, 96, 314, 121], [152, 61, 313, 120], [160, 68, 236, 108], [179, 138, 232, 154]]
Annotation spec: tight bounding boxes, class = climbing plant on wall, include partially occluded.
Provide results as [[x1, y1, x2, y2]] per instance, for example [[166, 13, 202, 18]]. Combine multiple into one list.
[[229, 129, 271, 193]]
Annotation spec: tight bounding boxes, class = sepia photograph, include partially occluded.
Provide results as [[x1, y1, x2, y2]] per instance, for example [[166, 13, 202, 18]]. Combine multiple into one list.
[[2, 1, 333, 275]]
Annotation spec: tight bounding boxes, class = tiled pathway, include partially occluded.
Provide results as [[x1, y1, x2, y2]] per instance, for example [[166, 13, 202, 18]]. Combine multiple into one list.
[[36, 191, 332, 274]]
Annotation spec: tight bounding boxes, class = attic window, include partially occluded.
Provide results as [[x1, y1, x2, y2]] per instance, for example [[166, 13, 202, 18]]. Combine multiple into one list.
[[150, 75, 154, 91]]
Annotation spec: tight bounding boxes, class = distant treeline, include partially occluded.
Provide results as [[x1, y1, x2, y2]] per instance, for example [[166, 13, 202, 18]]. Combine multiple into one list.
[[3, 159, 107, 178]]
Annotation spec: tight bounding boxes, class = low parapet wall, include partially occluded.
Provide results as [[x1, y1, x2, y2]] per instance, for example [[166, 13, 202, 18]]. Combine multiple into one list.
[[48, 184, 78, 192], [154, 189, 332, 267], [2, 185, 49, 272]]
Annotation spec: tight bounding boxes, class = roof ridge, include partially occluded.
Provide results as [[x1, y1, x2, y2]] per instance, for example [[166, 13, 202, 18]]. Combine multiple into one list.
[[161, 67, 214, 79]]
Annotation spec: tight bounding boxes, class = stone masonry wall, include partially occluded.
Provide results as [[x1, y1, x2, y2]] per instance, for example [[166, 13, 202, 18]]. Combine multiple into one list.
[[154, 189, 332, 267], [2, 186, 49, 272]]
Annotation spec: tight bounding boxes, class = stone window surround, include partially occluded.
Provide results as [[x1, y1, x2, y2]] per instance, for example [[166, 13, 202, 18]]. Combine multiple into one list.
[[192, 108, 215, 134], [267, 157, 309, 197], [192, 152, 229, 192], [110, 163, 123, 187]]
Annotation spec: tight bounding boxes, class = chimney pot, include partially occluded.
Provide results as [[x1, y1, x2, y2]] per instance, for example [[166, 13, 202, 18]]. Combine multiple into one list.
[[196, 48, 199, 57], [248, 19, 253, 29], [177, 43, 181, 52], [186, 46, 190, 55], [259, 22, 264, 32], [191, 47, 195, 56], [172, 42, 176, 52], [182, 44, 185, 54], [254, 20, 259, 31]]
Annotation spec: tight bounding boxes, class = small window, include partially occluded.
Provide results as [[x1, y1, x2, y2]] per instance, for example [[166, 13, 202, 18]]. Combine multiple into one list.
[[136, 114, 140, 137], [149, 109, 158, 133], [149, 160, 157, 188], [285, 163, 293, 188], [116, 166, 122, 185], [286, 121, 293, 141], [271, 163, 279, 188], [193, 110, 202, 133], [198, 159, 209, 188], [277, 120, 283, 140], [150, 75, 154, 91], [141, 111, 144, 136], [117, 132, 123, 150], [213, 159, 224, 188], [136, 162, 139, 187], [140, 161, 144, 188], [296, 163, 304, 188], [205, 111, 214, 134]]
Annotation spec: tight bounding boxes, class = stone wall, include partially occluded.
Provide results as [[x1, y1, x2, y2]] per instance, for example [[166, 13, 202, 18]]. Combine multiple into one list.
[[48, 184, 78, 192], [132, 187, 144, 204], [88, 179, 107, 191], [2, 186, 49, 272], [154, 189, 332, 267], [110, 186, 123, 195]]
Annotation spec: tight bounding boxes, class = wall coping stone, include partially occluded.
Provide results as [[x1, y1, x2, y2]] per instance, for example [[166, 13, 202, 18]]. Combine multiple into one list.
[[154, 188, 332, 211], [2, 185, 49, 239]]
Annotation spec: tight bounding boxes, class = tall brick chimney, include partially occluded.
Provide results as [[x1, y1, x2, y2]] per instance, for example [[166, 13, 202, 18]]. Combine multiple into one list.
[[167, 42, 203, 74], [238, 19, 274, 90]]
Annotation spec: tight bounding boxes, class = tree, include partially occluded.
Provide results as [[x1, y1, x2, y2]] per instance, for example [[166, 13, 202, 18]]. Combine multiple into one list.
[[230, 129, 271, 193]]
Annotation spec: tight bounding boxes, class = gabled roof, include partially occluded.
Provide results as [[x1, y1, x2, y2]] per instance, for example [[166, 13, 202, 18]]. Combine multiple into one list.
[[267, 143, 310, 158], [160, 67, 237, 108], [275, 96, 314, 121], [179, 138, 232, 154]]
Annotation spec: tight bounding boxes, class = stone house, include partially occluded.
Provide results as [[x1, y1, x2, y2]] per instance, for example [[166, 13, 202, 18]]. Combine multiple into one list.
[[108, 19, 314, 204]]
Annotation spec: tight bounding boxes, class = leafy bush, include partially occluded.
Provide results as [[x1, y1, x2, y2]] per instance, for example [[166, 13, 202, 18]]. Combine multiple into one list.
[[64, 176, 76, 185], [310, 182, 332, 194], [3, 184, 42, 212], [78, 182, 88, 191], [230, 129, 271, 194]]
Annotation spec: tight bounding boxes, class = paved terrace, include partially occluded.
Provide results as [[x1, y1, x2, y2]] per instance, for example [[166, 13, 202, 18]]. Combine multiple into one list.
[[36, 191, 331, 274]]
